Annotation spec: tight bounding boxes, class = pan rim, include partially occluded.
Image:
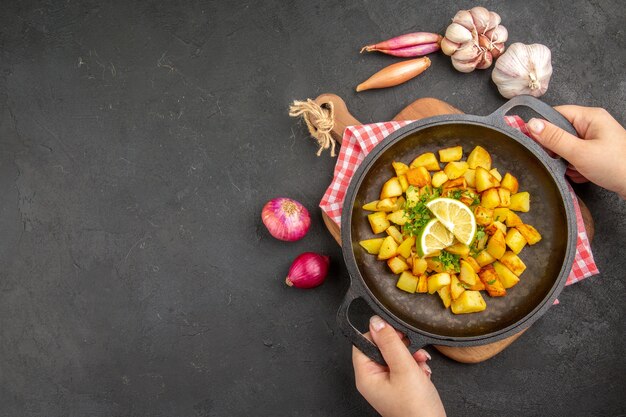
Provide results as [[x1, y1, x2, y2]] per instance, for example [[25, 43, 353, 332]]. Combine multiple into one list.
[[341, 115, 577, 343]]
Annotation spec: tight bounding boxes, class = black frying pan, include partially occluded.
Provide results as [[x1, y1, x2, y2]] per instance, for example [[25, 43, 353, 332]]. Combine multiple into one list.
[[337, 95, 577, 365]]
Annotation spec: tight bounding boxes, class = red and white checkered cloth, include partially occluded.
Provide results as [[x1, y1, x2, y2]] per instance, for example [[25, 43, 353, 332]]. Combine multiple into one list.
[[320, 116, 599, 287]]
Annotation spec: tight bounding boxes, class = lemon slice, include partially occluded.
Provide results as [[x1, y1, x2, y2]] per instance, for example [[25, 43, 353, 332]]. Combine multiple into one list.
[[426, 197, 477, 245], [417, 219, 455, 257]]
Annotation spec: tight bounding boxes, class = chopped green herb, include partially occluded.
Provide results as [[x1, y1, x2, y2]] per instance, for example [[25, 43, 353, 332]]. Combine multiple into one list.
[[450, 189, 463, 200], [434, 251, 461, 273], [487, 279, 496, 285], [469, 226, 486, 257], [402, 186, 443, 237]]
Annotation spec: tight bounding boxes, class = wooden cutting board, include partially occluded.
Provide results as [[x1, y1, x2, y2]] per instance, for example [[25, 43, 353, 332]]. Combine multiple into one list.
[[310, 93, 595, 363]]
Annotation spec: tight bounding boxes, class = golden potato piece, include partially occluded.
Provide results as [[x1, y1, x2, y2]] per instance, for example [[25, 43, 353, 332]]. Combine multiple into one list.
[[380, 177, 404, 199], [481, 188, 501, 209], [489, 168, 502, 182], [396, 271, 419, 293], [497, 188, 511, 207], [376, 198, 396, 212], [437, 284, 452, 308], [475, 166, 501, 192], [479, 265, 506, 297], [509, 192, 530, 212], [406, 166, 431, 187], [359, 238, 385, 255], [467, 146, 492, 170], [459, 259, 478, 286], [505, 210, 523, 228], [362, 200, 380, 211], [410, 152, 440, 171], [397, 236, 416, 258], [438, 146, 463, 162], [493, 208, 510, 223], [392, 161, 410, 176], [516, 224, 542, 245], [486, 229, 506, 259], [413, 257, 428, 276], [450, 275, 465, 300], [428, 272, 451, 294], [444, 161, 469, 180], [505, 228, 527, 254], [368, 212, 390, 234], [431, 171, 449, 188], [445, 242, 470, 257], [493, 261, 520, 289], [387, 256, 409, 274], [398, 174, 409, 192], [416, 273, 428, 293], [451, 290, 486, 314], [475, 250, 496, 267], [377, 236, 398, 260], [474, 205, 494, 226], [386, 210, 408, 226], [500, 251, 527, 276], [463, 169, 476, 188], [501, 173, 519, 194], [386, 225, 404, 244]]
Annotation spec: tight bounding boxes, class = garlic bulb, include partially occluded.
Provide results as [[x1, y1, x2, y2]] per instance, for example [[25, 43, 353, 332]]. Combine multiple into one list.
[[491, 43, 553, 99], [442, 6, 508, 72]]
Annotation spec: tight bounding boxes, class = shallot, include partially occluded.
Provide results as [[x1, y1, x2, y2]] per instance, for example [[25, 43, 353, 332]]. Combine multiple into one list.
[[285, 252, 330, 289], [262, 197, 311, 241], [356, 57, 431, 92], [361, 32, 442, 57]]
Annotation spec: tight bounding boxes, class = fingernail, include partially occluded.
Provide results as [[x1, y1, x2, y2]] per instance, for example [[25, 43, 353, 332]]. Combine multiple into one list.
[[528, 118, 545, 134], [423, 363, 432, 377], [424, 350, 432, 361], [370, 315, 385, 332]]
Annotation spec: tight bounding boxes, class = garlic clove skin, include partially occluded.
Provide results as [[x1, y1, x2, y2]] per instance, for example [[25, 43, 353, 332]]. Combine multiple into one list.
[[485, 25, 508, 43], [452, 10, 476, 30], [440, 37, 460, 56], [445, 22, 473, 44], [452, 54, 482, 73], [470, 6, 491, 34], [487, 11, 501, 30], [452, 42, 482, 62], [476, 51, 493, 69], [491, 43, 505, 58], [491, 43, 553, 99]]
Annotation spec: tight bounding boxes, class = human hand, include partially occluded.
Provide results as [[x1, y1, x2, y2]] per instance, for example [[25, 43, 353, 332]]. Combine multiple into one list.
[[352, 315, 446, 417], [526, 106, 626, 199]]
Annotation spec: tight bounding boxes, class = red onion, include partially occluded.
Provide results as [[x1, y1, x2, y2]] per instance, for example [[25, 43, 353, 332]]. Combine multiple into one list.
[[285, 252, 330, 289], [261, 197, 311, 241]]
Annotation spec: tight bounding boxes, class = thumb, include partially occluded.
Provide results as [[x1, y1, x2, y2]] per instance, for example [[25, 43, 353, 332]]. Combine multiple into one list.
[[527, 118, 582, 162], [369, 315, 417, 373]]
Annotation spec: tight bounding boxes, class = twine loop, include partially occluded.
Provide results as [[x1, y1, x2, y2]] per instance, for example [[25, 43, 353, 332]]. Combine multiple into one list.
[[289, 99, 337, 157]]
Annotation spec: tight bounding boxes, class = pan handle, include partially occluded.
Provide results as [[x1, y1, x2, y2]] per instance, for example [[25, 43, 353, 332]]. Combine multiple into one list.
[[337, 283, 431, 366], [486, 95, 579, 176]]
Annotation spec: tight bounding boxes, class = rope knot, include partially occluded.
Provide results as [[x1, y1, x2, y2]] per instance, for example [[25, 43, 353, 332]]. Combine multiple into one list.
[[289, 99, 337, 157]]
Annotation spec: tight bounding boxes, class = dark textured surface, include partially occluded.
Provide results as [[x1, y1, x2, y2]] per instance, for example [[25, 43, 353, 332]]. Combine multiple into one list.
[[0, 1, 624, 416]]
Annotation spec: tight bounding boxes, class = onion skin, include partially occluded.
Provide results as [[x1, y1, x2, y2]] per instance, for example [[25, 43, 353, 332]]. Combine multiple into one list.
[[361, 32, 442, 53], [285, 252, 330, 289], [366, 42, 440, 57], [262, 197, 311, 241], [356, 57, 431, 92]]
